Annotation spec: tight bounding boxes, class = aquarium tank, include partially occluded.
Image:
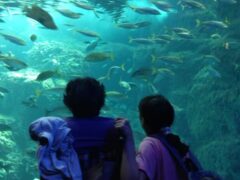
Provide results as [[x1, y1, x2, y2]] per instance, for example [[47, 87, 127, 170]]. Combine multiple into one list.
[[0, 0, 239, 179]]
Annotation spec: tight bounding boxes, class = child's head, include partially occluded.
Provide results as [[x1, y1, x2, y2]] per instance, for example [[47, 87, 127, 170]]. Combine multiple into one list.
[[138, 94, 174, 135], [64, 77, 105, 118]]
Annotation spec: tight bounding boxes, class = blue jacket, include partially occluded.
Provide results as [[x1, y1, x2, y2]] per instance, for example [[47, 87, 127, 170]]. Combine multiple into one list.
[[29, 116, 82, 180]]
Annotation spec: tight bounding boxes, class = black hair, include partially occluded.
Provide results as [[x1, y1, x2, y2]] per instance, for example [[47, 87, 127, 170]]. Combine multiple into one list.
[[139, 95, 190, 162], [138, 94, 174, 135], [63, 77, 105, 118]]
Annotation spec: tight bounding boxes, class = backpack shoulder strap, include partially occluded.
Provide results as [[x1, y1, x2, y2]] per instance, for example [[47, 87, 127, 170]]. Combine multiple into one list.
[[151, 134, 189, 174]]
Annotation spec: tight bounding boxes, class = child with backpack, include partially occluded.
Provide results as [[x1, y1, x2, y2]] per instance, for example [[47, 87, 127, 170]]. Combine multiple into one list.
[[29, 77, 124, 180], [116, 94, 221, 180]]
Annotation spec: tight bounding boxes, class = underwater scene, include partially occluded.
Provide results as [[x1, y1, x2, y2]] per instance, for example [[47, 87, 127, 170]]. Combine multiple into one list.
[[0, 0, 239, 179]]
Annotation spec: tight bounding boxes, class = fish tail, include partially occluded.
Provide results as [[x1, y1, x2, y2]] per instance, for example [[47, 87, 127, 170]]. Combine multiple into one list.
[[152, 67, 157, 75], [128, 4, 135, 10], [110, 53, 115, 61], [151, 55, 157, 63], [129, 37, 133, 43], [120, 64, 126, 71], [196, 19, 201, 27], [93, 9, 100, 18], [106, 75, 111, 80]]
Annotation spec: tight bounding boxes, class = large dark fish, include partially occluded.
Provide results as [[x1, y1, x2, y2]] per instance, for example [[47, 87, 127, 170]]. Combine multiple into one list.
[[131, 67, 155, 78], [23, 5, 58, 30], [0, 33, 26, 46], [36, 70, 57, 81], [85, 52, 114, 62]]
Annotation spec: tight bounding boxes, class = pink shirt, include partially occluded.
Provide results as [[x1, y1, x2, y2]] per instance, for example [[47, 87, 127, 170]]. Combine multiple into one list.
[[136, 137, 186, 180]]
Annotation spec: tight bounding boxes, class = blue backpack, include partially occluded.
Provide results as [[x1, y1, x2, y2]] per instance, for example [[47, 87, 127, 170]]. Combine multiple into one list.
[[152, 134, 222, 180]]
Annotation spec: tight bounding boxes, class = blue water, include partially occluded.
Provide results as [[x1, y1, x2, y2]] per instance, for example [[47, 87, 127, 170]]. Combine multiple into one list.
[[0, 0, 240, 179]]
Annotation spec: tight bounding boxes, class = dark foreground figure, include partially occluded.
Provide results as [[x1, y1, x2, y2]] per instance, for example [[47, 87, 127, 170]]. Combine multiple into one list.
[[29, 77, 123, 180]]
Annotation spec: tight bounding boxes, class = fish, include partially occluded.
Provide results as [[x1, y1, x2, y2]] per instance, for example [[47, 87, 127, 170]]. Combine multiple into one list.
[[151, 0, 173, 12], [157, 34, 173, 41], [153, 38, 169, 44], [45, 106, 71, 117], [64, 23, 75, 27], [71, 1, 95, 10], [131, 67, 155, 78], [0, 33, 26, 46], [0, 55, 28, 71], [75, 29, 100, 38], [101, 64, 126, 80], [148, 83, 159, 94], [106, 91, 127, 98], [176, 32, 194, 39], [0, 123, 11, 131], [117, 22, 138, 29], [157, 68, 175, 76], [55, 8, 82, 19], [23, 5, 58, 30], [129, 5, 161, 15], [210, 33, 222, 39], [30, 34, 37, 42], [71, 0, 99, 18], [179, 0, 206, 10], [35, 70, 57, 81], [172, 104, 184, 112], [194, 65, 221, 80], [119, 80, 137, 91], [84, 52, 114, 62], [129, 38, 154, 44], [85, 38, 100, 52], [218, 0, 237, 4], [152, 55, 183, 63], [172, 27, 191, 34], [0, 92, 4, 99], [197, 20, 228, 29], [0, 87, 9, 94], [117, 21, 151, 29], [134, 21, 151, 28]]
